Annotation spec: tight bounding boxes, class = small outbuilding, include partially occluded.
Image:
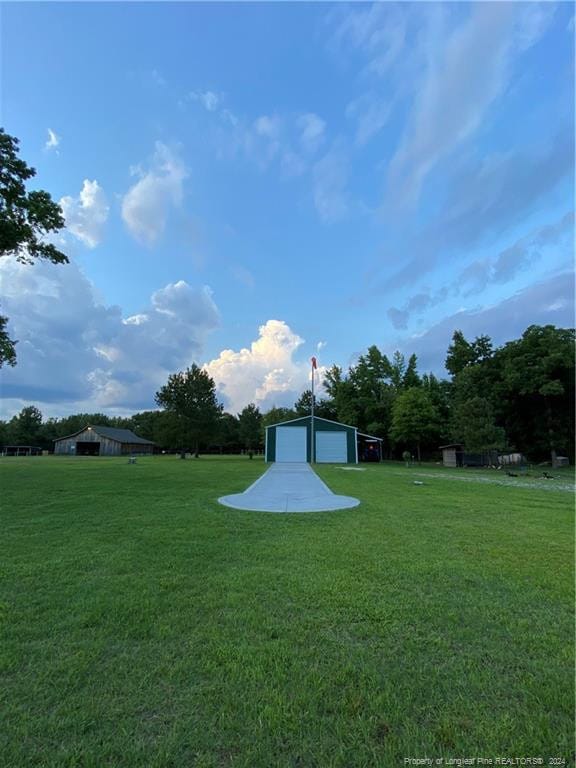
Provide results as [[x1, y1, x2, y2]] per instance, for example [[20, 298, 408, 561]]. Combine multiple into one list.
[[440, 443, 464, 468], [440, 443, 500, 468], [54, 425, 155, 456], [265, 416, 359, 464], [357, 433, 384, 462], [1, 445, 43, 457]]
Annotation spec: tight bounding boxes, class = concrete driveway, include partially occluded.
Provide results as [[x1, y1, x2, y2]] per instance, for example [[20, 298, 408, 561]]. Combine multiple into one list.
[[218, 462, 360, 513]]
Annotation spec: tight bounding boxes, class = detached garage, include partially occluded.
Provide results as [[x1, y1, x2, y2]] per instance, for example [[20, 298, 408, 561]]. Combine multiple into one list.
[[265, 416, 358, 464]]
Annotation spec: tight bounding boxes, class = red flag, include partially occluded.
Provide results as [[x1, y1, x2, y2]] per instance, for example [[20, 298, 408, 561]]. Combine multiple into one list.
[[311, 356, 317, 369]]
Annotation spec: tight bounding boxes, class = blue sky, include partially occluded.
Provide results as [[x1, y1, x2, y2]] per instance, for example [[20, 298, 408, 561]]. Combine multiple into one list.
[[0, 1, 574, 418]]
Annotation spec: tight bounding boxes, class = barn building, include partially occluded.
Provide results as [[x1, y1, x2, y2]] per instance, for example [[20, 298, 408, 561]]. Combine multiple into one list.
[[265, 416, 382, 464], [54, 425, 155, 456]]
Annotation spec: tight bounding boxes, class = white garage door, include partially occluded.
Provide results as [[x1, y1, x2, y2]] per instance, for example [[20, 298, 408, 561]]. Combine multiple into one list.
[[316, 431, 348, 463], [276, 426, 307, 462]]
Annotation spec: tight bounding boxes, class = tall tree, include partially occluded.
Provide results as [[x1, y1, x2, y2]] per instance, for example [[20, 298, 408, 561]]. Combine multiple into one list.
[[0, 419, 8, 448], [322, 364, 343, 400], [421, 373, 452, 444], [494, 325, 574, 465], [0, 129, 69, 367], [0, 315, 16, 368], [350, 346, 392, 395], [350, 347, 395, 437], [389, 351, 406, 390], [294, 390, 337, 420], [389, 388, 439, 462], [155, 365, 223, 457], [402, 354, 421, 388], [38, 417, 61, 451], [238, 403, 262, 454], [445, 330, 493, 377], [129, 410, 173, 447], [294, 389, 313, 416], [324, 349, 396, 441], [216, 413, 241, 452], [262, 406, 296, 428], [324, 365, 360, 426], [451, 396, 505, 452], [8, 406, 43, 445]]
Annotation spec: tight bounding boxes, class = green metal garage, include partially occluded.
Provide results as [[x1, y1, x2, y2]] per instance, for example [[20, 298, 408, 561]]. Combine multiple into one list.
[[265, 416, 358, 464]]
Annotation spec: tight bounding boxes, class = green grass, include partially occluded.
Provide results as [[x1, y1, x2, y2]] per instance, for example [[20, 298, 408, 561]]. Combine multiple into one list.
[[1, 456, 574, 767]]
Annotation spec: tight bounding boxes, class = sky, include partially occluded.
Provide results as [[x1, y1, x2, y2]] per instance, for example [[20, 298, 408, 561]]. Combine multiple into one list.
[[0, 1, 574, 420]]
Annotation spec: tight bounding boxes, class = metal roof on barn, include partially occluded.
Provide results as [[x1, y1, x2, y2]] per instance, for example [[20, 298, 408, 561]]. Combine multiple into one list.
[[53, 425, 155, 445]]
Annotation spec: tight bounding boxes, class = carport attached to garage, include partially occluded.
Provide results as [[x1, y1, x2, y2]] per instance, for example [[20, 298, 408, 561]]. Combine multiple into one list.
[[265, 416, 357, 463]]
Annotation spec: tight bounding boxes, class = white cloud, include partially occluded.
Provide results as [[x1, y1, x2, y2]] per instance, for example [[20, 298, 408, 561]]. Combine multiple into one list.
[[182, 91, 333, 209], [45, 129, 60, 151], [230, 264, 255, 290], [183, 89, 239, 127], [121, 142, 188, 246], [374, 126, 574, 298], [123, 314, 148, 326], [200, 99, 310, 178], [313, 145, 349, 223], [220, 108, 239, 127], [204, 320, 315, 414], [0, 257, 219, 414], [387, 3, 555, 207], [254, 114, 282, 140], [329, 2, 407, 77], [151, 69, 166, 87], [346, 93, 392, 146], [189, 90, 221, 111], [280, 151, 307, 179], [327, 4, 417, 148], [59, 180, 109, 248], [298, 113, 326, 153]]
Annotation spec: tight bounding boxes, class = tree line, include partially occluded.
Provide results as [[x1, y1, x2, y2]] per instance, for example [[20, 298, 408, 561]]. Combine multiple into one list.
[[320, 324, 574, 465], [1, 324, 573, 464], [1, 129, 573, 464]]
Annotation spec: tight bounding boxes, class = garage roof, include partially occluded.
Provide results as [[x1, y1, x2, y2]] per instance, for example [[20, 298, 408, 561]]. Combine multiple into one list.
[[357, 432, 384, 442], [265, 415, 357, 430]]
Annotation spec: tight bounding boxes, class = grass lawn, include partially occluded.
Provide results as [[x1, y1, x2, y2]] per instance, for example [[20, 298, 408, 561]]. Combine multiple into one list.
[[1, 456, 574, 767]]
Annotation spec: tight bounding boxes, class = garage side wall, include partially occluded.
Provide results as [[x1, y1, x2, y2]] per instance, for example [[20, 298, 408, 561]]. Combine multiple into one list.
[[266, 425, 276, 462]]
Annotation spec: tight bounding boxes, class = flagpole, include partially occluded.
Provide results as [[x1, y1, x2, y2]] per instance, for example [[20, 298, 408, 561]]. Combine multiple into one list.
[[311, 358, 315, 464], [311, 359, 315, 464]]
